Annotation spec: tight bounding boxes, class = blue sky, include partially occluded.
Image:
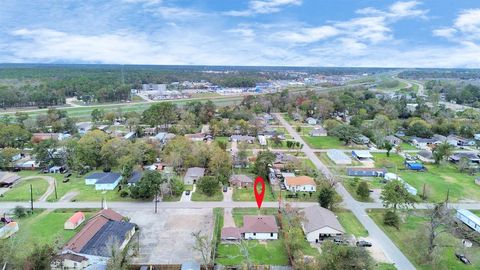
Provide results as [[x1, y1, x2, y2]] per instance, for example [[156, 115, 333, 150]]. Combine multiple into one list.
[[1, 0, 479, 67]]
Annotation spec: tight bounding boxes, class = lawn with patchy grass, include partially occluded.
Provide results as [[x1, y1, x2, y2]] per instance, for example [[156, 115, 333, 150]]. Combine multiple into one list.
[[191, 189, 223, 201], [372, 153, 480, 202], [302, 136, 347, 149], [369, 209, 480, 270], [0, 178, 48, 201], [336, 209, 369, 237]]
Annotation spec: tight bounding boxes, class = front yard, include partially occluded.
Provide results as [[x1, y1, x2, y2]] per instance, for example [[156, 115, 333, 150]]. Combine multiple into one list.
[[336, 209, 369, 237], [368, 209, 480, 270], [191, 189, 223, 201]]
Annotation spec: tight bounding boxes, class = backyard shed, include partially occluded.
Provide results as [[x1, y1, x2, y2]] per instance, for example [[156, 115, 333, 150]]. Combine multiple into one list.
[[64, 212, 86, 230]]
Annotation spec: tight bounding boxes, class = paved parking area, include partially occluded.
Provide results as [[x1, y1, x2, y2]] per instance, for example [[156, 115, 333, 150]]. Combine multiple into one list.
[[119, 208, 214, 264]]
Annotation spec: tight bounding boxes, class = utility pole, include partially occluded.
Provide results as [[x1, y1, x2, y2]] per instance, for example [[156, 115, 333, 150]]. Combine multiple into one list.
[[446, 188, 450, 206], [30, 184, 33, 211], [54, 179, 58, 200], [155, 192, 158, 214]]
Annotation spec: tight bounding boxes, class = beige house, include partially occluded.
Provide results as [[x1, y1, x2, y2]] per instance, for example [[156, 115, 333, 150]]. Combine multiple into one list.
[[51, 253, 89, 270], [301, 205, 345, 243]]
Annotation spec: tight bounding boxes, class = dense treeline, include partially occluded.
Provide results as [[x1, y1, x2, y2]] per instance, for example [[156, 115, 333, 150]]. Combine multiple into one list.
[[425, 80, 480, 107], [399, 69, 480, 80]]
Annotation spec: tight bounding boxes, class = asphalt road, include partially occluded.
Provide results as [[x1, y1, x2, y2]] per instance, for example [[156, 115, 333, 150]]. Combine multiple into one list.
[[274, 113, 417, 270]]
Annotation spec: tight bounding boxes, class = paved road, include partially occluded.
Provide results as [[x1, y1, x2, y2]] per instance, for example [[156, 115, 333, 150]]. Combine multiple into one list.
[[274, 113, 416, 270]]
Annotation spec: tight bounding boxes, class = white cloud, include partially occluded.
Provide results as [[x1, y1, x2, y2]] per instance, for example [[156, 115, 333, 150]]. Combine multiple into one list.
[[389, 1, 428, 19], [434, 8, 480, 41], [224, 0, 301, 17], [270, 26, 338, 43]]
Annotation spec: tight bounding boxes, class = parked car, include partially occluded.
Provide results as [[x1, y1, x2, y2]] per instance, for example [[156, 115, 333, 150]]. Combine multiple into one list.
[[223, 186, 228, 192], [65, 173, 72, 178], [62, 178, 70, 183], [185, 190, 191, 195], [333, 237, 348, 245], [356, 240, 372, 247], [455, 253, 471, 264]]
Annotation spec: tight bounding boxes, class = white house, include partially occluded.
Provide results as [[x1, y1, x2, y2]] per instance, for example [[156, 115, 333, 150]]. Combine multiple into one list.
[[302, 205, 345, 243], [241, 215, 278, 240], [305, 117, 317, 125], [456, 209, 480, 233], [284, 176, 316, 192], [85, 172, 122, 190]]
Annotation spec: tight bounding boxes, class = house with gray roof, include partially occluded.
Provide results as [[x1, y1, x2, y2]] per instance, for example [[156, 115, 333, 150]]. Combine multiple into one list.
[[127, 171, 143, 186], [184, 167, 205, 185], [301, 205, 345, 243], [85, 172, 122, 191]]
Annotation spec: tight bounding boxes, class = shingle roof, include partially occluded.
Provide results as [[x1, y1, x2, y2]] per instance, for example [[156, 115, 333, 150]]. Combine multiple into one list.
[[95, 173, 122, 184], [302, 205, 345, 234], [64, 209, 124, 253], [185, 167, 205, 178], [127, 171, 143, 184], [229, 174, 253, 184], [55, 253, 88, 263], [221, 227, 241, 240], [80, 220, 135, 257], [0, 172, 20, 185], [241, 215, 278, 233]]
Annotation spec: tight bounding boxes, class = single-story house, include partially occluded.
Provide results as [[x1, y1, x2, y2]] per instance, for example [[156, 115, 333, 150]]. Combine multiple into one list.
[[284, 176, 316, 192], [406, 103, 418, 113], [64, 212, 86, 230], [262, 130, 285, 140], [229, 174, 254, 188], [456, 209, 480, 233], [305, 117, 317, 125], [447, 135, 475, 147], [184, 167, 205, 185], [241, 215, 278, 240], [127, 171, 143, 186], [385, 135, 402, 146], [449, 152, 480, 164], [347, 167, 387, 177], [327, 149, 352, 165], [0, 171, 21, 187], [353, 135, 370, 145], [221, 227, 241, 241], [152, 132, 176, 144], [411, 135, 445, 150], [51, 253, 89, 270], [15, 160, 38, 170], [230, 135, 255, 143], [417, 150, 434, 163], [301, 205, 345, 243], [31, 133, 64, 143], [85, 172, 122, 191], [63, 209, 135, 261], [76, 122, 93, 135], [352, 150, 374, 164], [310, 127, 327, 137]]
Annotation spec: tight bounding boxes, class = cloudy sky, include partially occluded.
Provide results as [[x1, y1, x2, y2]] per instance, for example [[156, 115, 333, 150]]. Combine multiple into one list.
[[1, 0, 480, 67]]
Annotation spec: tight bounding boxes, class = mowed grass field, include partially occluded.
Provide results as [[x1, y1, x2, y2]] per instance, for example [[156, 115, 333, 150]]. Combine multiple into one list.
[[372, 153, 480, 202], [0, 178, 48, 201], [2, 209, 96, 258], [369, 209, 480, 270], [336, 209, 369, 237]]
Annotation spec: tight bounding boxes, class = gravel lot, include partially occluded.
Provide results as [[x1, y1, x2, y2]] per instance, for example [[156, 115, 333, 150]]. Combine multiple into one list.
[[119, 208, 214, 264]]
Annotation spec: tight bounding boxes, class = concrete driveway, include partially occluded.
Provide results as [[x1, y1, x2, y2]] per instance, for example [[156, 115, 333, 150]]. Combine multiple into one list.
[[223, 187, 233, 202]]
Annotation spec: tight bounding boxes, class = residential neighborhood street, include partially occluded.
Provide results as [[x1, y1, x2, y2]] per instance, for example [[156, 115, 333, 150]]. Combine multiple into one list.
[[274, 113, 417, 270]]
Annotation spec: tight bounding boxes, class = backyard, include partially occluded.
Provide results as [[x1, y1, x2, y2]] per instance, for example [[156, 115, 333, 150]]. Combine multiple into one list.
[[1, 209, 96, 258], [369, 209, 480, 270], [372, 153, 480, 202]]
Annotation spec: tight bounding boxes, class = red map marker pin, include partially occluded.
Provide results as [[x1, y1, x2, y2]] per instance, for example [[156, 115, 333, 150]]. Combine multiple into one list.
[[254, 176, 265, 209]]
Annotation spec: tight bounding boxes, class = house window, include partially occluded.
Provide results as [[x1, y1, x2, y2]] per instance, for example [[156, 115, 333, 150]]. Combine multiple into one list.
[[253, 233, 256, 236], [270, 233, 273, 237]]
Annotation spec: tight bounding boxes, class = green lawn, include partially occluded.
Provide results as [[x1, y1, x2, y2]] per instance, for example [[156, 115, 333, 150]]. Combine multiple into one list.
[[0, 178, 48, 201], [302, 136, 347, 149], [2, 209, 96, 257], [369, 209, 480, 270], [373, 153, 480, 202], [216, 240, 289, 266], [336, 209, 369, 237], [232, 183, 276, 202], [400, 142, 418, 151], [343, 178, 374, 202], [191, 189, 223, 201]]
